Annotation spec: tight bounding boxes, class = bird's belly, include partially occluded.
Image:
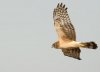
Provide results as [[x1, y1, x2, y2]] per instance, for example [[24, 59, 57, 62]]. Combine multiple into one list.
[[59, 41, 80, 48]]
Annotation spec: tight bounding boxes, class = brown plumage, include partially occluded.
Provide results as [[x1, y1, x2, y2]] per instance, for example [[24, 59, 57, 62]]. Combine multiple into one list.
[[52, 3, 98, 60]]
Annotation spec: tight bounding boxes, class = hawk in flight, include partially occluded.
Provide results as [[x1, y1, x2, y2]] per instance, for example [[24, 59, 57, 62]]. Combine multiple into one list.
[[52, 3, 98, 60]]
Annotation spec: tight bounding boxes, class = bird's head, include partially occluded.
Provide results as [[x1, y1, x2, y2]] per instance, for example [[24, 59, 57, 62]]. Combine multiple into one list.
[[52, 41, 59, 48]]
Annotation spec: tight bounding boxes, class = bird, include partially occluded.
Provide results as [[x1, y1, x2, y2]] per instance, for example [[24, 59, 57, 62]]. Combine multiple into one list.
[[52, 3, 98, 60]]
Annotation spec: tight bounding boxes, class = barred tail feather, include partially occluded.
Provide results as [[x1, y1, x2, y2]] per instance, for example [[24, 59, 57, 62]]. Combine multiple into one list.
[[80, 41, 98, 49]]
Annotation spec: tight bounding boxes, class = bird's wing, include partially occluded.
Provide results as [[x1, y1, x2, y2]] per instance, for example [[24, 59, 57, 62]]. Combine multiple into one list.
[[62, 48, 81, 60], [53, 3, 76, 41], [53, 3, 81, 59]]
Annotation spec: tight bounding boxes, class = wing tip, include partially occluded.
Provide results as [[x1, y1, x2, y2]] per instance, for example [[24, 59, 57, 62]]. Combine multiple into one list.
[[64, 55, 82, 60], [57, 3, 68, 10], [77, 58, 82, 60]]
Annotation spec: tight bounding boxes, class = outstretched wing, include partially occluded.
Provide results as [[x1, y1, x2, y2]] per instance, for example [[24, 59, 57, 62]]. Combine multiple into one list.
[[53, 3, 81, 60], [62, 48, 81, 60], [53, 3, 76, 41]]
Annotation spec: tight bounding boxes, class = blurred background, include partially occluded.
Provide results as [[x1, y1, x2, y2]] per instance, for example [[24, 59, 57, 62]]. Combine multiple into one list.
[[0, 0, 100, 72]]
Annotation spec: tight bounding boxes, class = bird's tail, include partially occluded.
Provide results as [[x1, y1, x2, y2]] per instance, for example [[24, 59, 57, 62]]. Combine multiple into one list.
[[79, 41, 98, 49]]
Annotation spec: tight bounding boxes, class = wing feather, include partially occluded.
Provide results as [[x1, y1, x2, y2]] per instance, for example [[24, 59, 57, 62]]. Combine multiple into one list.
[[53, 3, 76, 41], [62, 48, 81, 60], [53, 3, 81, 59]]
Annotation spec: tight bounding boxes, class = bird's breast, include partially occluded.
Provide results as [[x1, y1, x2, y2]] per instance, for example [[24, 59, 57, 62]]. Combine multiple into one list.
[[59, 41, 80, 48]]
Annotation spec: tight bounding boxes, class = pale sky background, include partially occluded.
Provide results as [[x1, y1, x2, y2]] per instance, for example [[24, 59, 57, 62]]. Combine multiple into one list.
[[0, 0, 100, 72]]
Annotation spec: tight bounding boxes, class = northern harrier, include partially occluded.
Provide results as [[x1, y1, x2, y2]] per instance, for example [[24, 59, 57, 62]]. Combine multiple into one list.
[[52, 3, 98, 60]]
